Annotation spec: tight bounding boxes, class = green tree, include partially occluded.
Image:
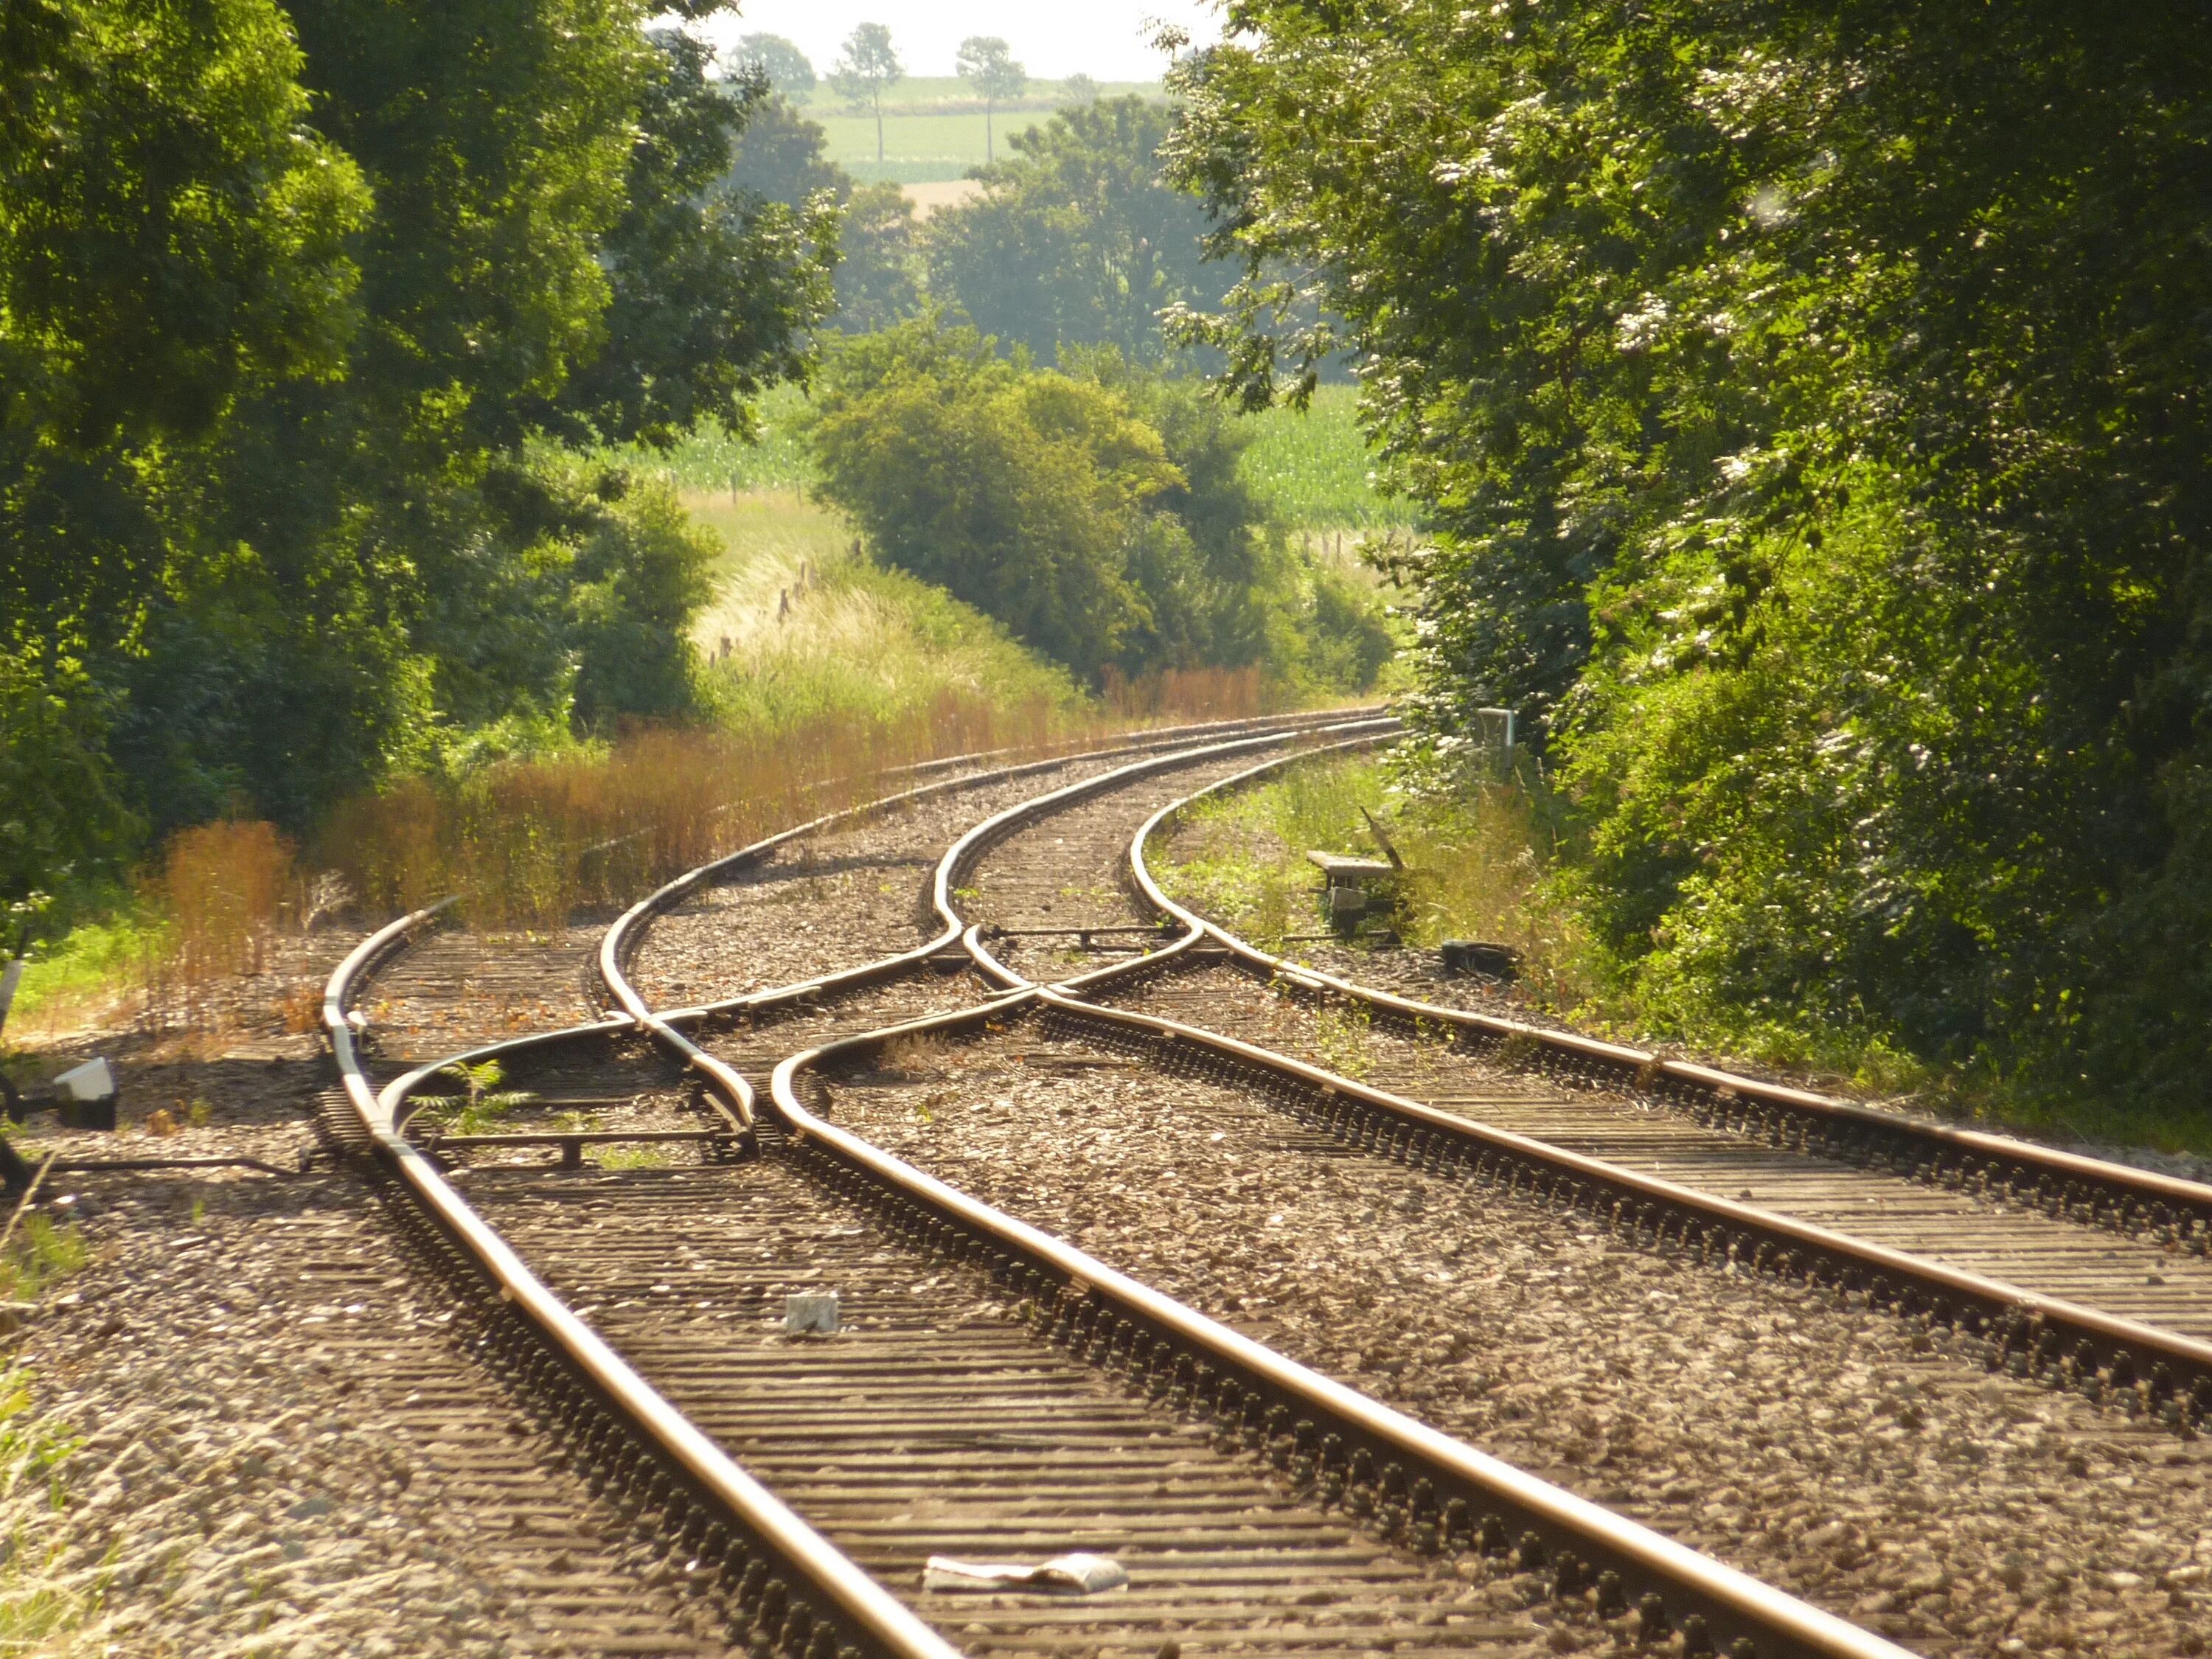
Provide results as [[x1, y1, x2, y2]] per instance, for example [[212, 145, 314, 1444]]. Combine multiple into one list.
[[807, 319, 1394, 690], [724, 93, 844, 209], [0, 0, 367, 449], [1060, 74, 1100, 105], [3, 1, 833, 919], [0, 0, 369, 911], [836, 183, 922, 331], [717, 97, 916, 332], [829, 23, 902, 164], [955, 35, 1026, 162], [925, 97, 1228, 366], [734, 32, 813, 95], [808, 317, 1171, 680], [1168, 1, 2212, 1109], [543, 31, 835, 451]]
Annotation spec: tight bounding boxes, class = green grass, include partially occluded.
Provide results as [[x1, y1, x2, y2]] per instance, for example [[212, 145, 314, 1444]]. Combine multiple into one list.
[[1235, 386, 1419, 530], [793, 78, 1163, 116], [602, 383, 813, 493], [796, 80, 1169, 184], [4, 908, 162, 1037], [1159, 752, 1577, 998], [0, 1217, 87, 1304], [821, 114, 1048, 182], [684, 489, 1086, 731]]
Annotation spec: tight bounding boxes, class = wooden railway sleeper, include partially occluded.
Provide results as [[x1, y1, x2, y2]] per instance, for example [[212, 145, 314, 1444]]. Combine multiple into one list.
[[766, 1026, 1910, 1659], [1203, 1007, 2212, 1436]]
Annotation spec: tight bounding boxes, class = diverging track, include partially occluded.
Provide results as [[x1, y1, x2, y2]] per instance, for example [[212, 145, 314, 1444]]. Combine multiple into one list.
[[317, 712, 2212, 1659]]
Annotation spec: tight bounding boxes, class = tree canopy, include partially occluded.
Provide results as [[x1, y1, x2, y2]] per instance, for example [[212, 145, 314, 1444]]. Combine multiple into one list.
[[1, 0, 832, 930], [1168, 0, 2212, 1107], [955, 35, 1026, 161], [925, 97, 1230, 367], [734, 32, 813, 95], [828, 22, 902, 164], [807, 316, 1393, 692]]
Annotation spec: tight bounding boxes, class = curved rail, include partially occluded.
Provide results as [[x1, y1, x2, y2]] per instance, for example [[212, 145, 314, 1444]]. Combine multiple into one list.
[[354, 712, 2146, 1659], [1131, 744, 2212, 1242], [321, 913, 961, 1659], [1116, 741, 2212, 1423], [602, 706, 1385, 1032], [593, 723, 1913, 1658], [764, 1001, 1913, 1659]]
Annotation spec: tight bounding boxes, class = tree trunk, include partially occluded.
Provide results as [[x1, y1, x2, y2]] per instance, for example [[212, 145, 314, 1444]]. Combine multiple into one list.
[[986, 105, 993, 162], [874, 91, 884, 163]]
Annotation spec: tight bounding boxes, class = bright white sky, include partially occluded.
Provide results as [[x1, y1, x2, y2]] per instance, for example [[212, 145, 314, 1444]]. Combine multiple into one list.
[[696, 2, 1226, 83]]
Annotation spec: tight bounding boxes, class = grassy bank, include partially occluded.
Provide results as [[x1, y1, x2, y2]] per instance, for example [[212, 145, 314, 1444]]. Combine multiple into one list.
[[4, 486, 1303, 1030], [685, 489, 1088, 732], [1160, 750, 2212, 1161], [1158, 752, 1577, 1002]]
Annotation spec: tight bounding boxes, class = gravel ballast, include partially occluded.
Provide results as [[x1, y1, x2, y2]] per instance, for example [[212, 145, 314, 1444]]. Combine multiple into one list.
[[6, 1153, 720, 1657], [630, 755, 1141, 1009], [820, 1020, 2212, 1658]]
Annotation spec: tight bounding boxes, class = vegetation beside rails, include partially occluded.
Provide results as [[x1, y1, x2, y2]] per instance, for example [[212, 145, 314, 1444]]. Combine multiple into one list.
[[1160, 753, 1585, 1012], [616, 381, 1414, 538], [0, 1169, 97, 1650], [1161, 752, 2212, 1162], [0, 1366, 94, 1652]]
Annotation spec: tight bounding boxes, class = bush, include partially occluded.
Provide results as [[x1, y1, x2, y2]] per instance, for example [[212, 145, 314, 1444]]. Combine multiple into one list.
[[807, 318, 1172, 682], [807, 317, 1399, 693]]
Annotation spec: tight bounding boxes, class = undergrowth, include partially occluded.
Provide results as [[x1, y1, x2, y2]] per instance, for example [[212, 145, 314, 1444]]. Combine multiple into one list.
[[0, 1217, 88, 1304], [1164, 751, 2212, 1159], [1158, 751, 1586, 1007], [415, 1060, 536, 1137]]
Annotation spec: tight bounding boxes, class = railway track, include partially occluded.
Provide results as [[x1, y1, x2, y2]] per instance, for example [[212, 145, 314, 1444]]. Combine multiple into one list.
[[308, 705, 2212, 1659], [319, 714, 1927, 1659], [1105, 744, 2212, 1401], [810, 731, 2212, 1653]]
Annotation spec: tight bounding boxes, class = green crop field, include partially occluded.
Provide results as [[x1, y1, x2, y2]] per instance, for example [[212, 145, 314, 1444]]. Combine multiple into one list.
[[819, 114, 1043, 183], [801, 80, 1167, 184], [1236, 386, 1420, 529]]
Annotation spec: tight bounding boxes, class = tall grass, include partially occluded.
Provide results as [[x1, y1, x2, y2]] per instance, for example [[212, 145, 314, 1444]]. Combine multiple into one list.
[[1101, 665, 1270, 723], [689, 491, 1089, 733], [602, 384, 813, 493], [8, 822, 311, 1035], [317, 687, 1271, 930], [1158, 752, 1586, 1006], [159, 821, 292, 990]]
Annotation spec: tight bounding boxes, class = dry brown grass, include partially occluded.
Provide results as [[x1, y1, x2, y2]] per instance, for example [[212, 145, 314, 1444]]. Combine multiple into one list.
[[316, 686, 1267, 931], [19, 678, 1340, 1041], [1101, 664, 1269, 723]]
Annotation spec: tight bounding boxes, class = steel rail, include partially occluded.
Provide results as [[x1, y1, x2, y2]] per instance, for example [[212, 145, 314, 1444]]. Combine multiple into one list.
[[1102, 740, 2212, 1422], [927, 718, 1399, 992], [765, 1001, 1915, 1659], [322, 911, 962, 1659], [602, 723, 1908, 1655], [313, 717, 1382, 1659], [352, 713, 1954, 1659], [1131, 742, 2212, 1248], [602, 706, 1390, 1032]]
